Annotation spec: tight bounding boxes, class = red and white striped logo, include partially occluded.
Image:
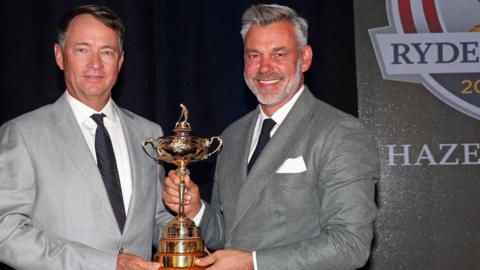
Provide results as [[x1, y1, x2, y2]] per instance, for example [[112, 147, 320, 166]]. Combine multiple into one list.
[[395, 0, 444, 33]]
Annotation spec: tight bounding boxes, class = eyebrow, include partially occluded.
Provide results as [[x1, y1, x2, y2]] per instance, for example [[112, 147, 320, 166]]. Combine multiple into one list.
[[272, 46, 290, 52], [245, 48, 260, 54], [72, 42, 118, 51], [73, 42, 90, 47], [245, 46, 291, 53]]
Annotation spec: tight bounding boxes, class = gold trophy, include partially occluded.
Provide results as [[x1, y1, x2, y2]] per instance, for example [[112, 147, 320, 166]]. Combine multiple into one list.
[[143, 104, 222, 269]]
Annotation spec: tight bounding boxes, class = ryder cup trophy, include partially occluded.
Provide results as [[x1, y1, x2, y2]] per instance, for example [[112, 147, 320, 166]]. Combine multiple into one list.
[[143, 104, 222, 269]]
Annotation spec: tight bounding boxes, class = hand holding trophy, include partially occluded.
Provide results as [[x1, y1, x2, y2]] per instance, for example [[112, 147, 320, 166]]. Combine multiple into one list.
[[143, 104, 222, 269]]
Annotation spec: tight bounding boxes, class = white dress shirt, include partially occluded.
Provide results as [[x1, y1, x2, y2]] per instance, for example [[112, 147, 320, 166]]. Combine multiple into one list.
[[248, 86, 305, 162], [66, 91, 133, 215]]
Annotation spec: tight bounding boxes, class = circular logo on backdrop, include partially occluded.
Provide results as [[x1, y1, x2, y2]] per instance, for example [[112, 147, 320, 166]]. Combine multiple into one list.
[[370, 0, 480, 119]]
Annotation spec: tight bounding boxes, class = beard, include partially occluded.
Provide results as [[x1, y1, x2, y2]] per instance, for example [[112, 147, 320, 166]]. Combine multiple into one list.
[[244, 58, 303, 106]]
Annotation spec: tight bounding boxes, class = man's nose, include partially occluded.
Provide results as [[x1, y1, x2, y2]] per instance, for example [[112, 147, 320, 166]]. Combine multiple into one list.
[[87, 52, 103, 69], [258, 57, 274, 73]]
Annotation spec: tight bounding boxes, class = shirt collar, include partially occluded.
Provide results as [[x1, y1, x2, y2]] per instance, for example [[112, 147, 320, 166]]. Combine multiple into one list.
[[258, 85, 305, 125], [65, 91, 118, 125]]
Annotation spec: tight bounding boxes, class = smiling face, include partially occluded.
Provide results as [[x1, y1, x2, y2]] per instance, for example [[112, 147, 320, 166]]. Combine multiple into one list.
[[243, 20, 312, 116], [54, 14, 124, 111]]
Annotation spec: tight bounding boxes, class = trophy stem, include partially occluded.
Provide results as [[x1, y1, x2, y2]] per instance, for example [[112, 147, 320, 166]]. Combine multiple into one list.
[[176, 160, 189, 219], [179, 176, 185, 218]]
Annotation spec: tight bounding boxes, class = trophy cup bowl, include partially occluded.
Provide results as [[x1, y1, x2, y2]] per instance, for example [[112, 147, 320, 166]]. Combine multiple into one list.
[[143, 104, 222, 269]]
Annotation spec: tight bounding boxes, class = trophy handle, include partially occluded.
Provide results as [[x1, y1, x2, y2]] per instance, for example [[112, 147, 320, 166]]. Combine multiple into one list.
[[207, 136, 223, 158], [142, 139, 158, 160]]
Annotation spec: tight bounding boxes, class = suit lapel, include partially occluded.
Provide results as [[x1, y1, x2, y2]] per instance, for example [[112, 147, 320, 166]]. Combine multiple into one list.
[[116, 106, 145, 234], [49, 95, 118, 227], [229, 88, 317, 235], [223, 110, 258, 208]]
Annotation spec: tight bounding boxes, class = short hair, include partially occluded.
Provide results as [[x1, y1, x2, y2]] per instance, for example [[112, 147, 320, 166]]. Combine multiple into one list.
[[240, 4, 308, 48], [57, 4, 125, 50]]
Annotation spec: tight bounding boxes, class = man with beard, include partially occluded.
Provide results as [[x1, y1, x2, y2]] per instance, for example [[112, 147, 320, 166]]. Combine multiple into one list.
[[163, 4, 379, 270]]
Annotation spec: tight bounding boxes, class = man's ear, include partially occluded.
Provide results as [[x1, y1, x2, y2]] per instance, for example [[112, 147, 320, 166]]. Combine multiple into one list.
[[118, 50, 124, 72], [54, 43, 64, 70], [301, 45, 313, 72]]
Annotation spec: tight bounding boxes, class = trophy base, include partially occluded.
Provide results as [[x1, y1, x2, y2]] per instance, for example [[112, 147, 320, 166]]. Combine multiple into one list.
[[156, 215, 207, 269], [155, 251, 207, 269]]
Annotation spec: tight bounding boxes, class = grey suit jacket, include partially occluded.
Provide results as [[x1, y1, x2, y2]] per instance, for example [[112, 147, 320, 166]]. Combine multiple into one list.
[[201, 87, 379, 270], [0, 93, 172, 270]]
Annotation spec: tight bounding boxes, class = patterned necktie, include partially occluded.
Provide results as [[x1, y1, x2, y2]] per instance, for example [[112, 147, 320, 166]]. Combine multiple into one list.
[[91, 113, 126, 232], [247, 118, 276, 173]]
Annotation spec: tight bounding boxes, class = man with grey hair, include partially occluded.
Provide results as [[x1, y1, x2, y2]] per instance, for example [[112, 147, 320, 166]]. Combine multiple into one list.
[[163, 4, 379, 270], [0, 5, 171, 270]]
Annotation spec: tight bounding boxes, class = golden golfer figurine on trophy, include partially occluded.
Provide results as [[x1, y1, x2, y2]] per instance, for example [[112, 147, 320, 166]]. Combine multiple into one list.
[[143, 104, 222, 269]]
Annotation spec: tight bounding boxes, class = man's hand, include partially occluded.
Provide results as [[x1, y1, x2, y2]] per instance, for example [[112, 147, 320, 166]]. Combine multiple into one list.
[[117, 253, 159, 270], [162, 170, 202, 219], [195, 249, 254, 270]]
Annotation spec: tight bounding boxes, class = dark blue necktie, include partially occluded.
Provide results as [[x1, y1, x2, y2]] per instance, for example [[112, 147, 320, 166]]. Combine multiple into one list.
[[247, 118, 276, 173], [91, 113, 126, 232]]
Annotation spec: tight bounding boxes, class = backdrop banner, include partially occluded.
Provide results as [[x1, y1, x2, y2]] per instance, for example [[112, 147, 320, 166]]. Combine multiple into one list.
[[355, 0, 480, 269]]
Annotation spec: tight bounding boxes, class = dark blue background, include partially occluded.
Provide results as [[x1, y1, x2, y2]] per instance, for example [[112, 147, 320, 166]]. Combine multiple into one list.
[[0, 0, 358, 266]]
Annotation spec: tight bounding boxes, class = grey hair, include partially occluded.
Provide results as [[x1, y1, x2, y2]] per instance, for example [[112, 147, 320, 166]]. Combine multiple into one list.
[[240, 4, 308, 48]]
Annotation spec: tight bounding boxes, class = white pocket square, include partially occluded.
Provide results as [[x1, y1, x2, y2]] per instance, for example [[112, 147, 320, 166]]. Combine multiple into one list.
[[276, 156, 307, 173]]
